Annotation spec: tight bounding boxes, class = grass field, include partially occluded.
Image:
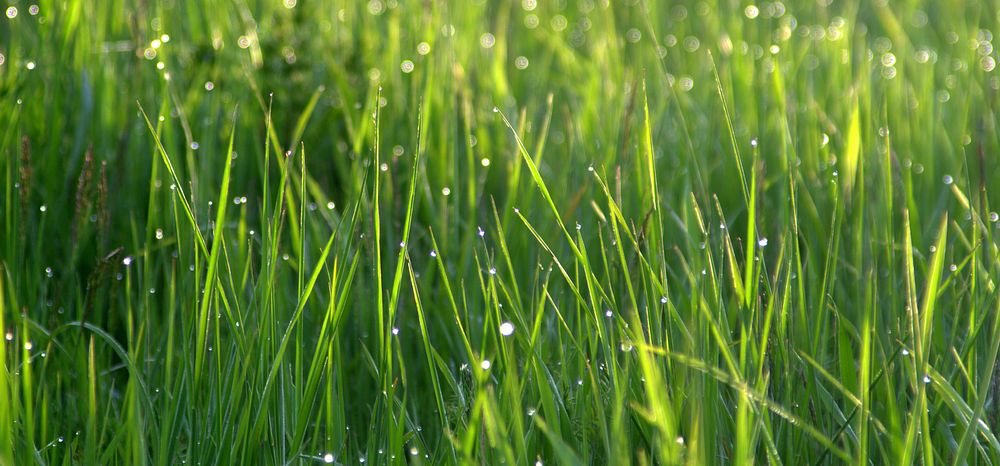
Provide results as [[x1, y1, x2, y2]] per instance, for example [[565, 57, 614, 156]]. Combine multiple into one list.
[[3, 0, 1000, 464]]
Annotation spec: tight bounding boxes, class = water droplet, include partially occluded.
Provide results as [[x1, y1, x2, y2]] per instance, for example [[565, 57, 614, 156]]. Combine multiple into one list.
[[155, 228, 164, 240], [323, 453, 335, 463], [417, 42, 431, 55], [5, 6, 17, 18], [478, 226, 485, 237], [4, 332, 12, 341], [983, 56, 997, 72], [123, 257, 133, 266], [915, 49, 931, 64], [39, 205, 47, 212], [441, 187, 451, 196], [480, 158, 490, 167], [44, 267, 53, 278], [626, 28, 641, 43], [23, 341, 32, 350], [923, 375, 931, 384], [744, 5, 759, 18], [480, 32, 496, 49], [429, 250, 437, 257], [605, 309, 613, 317], [392, 327, 399, 336], [409, 447, 419, 456], [488, 267, 497, 275], [660, 296, 668, 304], [190, 141, 200, 150], [400, 59, 414, 73], [480, 359, 491, 370], [514, 56, 529, 69], [943, 175, 953, 185], [758, 237, 769, 247], [527, 407, 536, 416], [678, 76, 694, 91], [499, 322, 514, 336], [683, 36, 700, 52], [750, 138, 758, 148]]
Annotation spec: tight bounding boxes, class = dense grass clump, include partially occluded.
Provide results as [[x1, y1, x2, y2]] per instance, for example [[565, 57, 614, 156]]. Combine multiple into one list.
[[4, 0, 1000, 464]]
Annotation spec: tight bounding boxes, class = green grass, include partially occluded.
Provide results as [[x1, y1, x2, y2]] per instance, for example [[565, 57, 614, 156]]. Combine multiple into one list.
[[3, 0, 1000, 464]]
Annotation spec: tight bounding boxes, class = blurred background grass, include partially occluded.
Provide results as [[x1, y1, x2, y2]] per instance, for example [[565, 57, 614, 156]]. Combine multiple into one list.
[[3, 0, 1000, 464]]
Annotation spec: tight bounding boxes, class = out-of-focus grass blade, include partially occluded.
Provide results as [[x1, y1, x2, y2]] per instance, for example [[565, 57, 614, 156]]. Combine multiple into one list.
[[842, 98, 861, 197]]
